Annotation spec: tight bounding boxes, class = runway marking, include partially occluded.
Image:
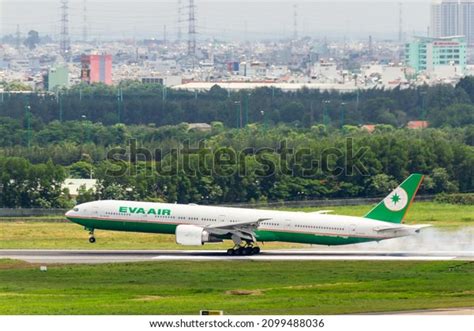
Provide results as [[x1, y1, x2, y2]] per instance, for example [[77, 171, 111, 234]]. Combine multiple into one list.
[[0, 249, 470, 263]]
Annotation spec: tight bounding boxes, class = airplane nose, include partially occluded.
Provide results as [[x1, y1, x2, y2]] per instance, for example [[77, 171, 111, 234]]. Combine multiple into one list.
[[65, 209, 76, 218]]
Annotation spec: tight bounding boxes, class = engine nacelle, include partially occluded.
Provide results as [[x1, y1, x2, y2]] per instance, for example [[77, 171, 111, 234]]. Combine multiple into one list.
[[175, 224, 219, 246]]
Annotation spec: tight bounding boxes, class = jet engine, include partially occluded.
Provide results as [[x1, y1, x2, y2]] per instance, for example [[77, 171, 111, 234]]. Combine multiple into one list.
[[175, 224, 222, 246]]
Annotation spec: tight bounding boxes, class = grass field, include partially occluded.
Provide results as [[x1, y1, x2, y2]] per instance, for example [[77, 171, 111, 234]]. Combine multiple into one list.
[[0, 202, 472, 315], [0, 259, 472, 315], [0, 202, 472, 250]]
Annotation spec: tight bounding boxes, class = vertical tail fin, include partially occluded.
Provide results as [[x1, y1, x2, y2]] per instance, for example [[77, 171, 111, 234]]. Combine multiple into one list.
[[364, 173, 424, 224]]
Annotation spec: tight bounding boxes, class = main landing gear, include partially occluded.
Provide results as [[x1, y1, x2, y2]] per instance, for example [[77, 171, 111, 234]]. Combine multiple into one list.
[[87, 228, 96, 243], [226, 245, 260, 256]]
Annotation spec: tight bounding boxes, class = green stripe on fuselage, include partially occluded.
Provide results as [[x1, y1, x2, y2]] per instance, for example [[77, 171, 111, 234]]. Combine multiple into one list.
[[68, 217, 178, 235], [67, 217, 376, 246]]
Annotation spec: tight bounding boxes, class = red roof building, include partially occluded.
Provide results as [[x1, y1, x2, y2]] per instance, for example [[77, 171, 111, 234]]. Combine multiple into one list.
[[407, 121, 428, 129], [361, 124, 376, 133]]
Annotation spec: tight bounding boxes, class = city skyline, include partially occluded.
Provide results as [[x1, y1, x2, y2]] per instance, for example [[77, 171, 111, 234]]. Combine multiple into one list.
[[1, 1, 432, 41], [430, 0, 474, 45]]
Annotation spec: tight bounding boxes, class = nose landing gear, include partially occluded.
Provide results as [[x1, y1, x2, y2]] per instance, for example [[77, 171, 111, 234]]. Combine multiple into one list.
[[86, 228, 96, 243]]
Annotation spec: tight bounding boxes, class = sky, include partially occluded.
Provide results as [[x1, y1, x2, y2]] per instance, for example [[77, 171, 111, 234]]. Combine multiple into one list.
[[0, 1, 432, 41]]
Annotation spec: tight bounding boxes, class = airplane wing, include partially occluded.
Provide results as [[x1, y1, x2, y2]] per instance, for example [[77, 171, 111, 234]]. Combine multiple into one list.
[[373, 225, 406, 232], [205, 218, 271, 242], [206, 218, 271, 230], [309, 210, 334, 214]]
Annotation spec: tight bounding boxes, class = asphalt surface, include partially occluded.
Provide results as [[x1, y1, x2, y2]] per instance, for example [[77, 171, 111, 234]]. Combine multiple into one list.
[[0, 249, 472, 263], [381, 308, 474, 315]]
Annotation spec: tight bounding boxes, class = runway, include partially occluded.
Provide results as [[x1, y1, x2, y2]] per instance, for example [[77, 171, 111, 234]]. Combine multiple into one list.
[[0, 249, 472, 264]]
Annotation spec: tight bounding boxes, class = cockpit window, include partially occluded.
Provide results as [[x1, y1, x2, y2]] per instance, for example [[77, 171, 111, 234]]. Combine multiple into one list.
[[73, 207, 79, 212]]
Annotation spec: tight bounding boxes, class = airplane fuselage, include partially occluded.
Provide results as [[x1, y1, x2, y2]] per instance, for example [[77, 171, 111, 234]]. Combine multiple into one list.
[[65, 200, 419, 246]]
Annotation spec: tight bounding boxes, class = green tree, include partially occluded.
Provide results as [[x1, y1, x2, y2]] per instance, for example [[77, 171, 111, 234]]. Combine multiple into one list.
[[24, 30, 40, 50]]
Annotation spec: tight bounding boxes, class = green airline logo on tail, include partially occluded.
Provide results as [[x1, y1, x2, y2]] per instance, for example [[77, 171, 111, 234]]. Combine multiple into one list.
[[364, 173, 424, 224], [383, 187, 408, 211]]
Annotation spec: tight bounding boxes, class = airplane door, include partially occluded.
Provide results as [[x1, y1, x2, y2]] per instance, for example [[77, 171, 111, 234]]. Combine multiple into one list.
[[92, 205, 99, 216], [218, 215, 226, 223], [350, 224, 356, 233]]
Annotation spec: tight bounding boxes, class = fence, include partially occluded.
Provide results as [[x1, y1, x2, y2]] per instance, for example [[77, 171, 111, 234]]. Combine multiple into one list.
[[0, 208, 67, 218], [0, 195, 436, 218]]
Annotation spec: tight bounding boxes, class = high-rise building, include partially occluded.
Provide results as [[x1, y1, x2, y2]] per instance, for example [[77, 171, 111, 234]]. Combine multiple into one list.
[[460, 0, 474, 45], [405, 36, 466, 73], [431, 0, 474, 45], [431, 1, 442, 38], [43, 66, 69, 91], [80, 54, 112, 85]]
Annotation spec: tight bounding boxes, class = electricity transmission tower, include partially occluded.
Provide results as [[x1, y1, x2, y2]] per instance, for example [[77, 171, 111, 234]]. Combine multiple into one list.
[[187, 0, 197, 62], [293, 4, 298, 40], [59, 0, 71, 61], [82, 0, 88, 42], [177, 0, 182, 42]]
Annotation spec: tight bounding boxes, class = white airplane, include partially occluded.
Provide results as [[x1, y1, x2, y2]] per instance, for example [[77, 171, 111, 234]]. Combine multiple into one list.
[[65, 174, 430, 255]]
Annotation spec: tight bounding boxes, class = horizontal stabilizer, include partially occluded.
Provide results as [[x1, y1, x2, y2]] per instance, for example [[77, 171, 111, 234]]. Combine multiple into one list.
[[373, 225, 405, 232], [407, 224, 432, 233], [374, 224, 432, 233]]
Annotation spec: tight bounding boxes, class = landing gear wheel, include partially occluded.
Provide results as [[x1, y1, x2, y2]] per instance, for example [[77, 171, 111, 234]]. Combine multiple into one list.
[[244, 247, 254, 255], [227, 249, 235, 255], [86, 228, 95, 243], [236, 247, 244, 255], [252, 247, 260, 255]]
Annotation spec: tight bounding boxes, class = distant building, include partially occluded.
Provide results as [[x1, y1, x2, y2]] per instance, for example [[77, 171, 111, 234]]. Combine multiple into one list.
[[239, 61, 267, 77], [145, 59, 180, 73], [43, 66, 69, 91], [0, 58, 7, 70], [81, 54, 112, 85], [405, 36, 466, 74], [171, 81, 361, 93], [361, 125, 376, 133], [311, 61, 339, 82], [362, 64, 408, 88], [187, 123, 212, 131], [431, 1, 442, 39], [62, 178, 97, 198], [141, 75, 182, 87], [227, 61, 240, 73], [141, 77, 163, 84], [29, 58, 41, 74], [430, 0, 474, 46], [407, 121, 429, 129]]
